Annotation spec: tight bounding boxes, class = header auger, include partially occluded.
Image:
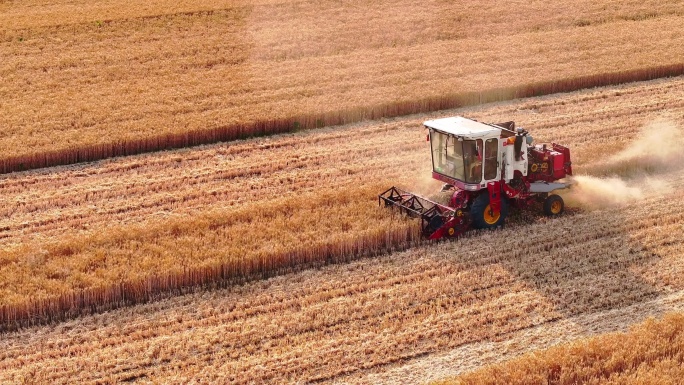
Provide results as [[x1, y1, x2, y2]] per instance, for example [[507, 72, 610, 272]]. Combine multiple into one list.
[[380, 116, 573, 240]]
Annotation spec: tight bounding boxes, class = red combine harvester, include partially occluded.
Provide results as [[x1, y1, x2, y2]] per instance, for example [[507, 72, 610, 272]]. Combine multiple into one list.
[[379, 116, 572, 240]]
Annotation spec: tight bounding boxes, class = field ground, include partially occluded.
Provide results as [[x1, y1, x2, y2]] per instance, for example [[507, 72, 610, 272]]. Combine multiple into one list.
[[1, 76, 684, 326], [1, 202, 683, 383], [2, 0, 684, 171], [1, 77, 684, 382]]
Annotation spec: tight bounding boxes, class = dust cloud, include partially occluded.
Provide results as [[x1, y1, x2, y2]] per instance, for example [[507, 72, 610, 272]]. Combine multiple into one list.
[[564, 175, 671, 209], [412, 171, 443, 195], [566, 118, 683, 209], [583, 118, 684, 177]]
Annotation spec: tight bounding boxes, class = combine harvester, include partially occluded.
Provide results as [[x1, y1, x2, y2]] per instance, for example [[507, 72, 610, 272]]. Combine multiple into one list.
[[379, 116, 572, 239]]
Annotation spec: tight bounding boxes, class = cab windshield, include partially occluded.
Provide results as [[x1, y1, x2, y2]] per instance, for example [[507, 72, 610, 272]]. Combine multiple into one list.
[[430, 131, 482, 184]]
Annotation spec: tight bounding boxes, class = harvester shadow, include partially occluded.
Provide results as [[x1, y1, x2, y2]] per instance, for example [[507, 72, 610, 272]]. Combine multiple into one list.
[[494, 207, 665, 333]]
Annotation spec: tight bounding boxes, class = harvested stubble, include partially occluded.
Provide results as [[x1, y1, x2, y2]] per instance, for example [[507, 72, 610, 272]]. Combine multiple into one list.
[[2, 0, 684, 172], [438, 313, 684, 385], [1, 189, 684, 383], [1, 76, 684, 329]]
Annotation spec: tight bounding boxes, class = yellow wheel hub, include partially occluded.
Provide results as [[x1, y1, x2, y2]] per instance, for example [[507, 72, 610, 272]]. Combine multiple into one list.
[[550, 200, 562, 214], [483, 204, 500, 225]]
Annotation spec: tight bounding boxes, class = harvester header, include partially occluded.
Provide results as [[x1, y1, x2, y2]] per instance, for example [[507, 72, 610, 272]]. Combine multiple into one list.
[[380, 116, 572, 239]]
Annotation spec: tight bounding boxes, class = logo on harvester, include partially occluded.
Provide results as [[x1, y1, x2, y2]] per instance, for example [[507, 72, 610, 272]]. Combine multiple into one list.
[[448, 228, 455, 236], [531, 163, 549, 173]]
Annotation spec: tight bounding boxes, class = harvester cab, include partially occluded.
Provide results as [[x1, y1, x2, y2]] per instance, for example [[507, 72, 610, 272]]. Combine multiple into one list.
[[379, 116, 572, 240], [427, 117, 525, 191]]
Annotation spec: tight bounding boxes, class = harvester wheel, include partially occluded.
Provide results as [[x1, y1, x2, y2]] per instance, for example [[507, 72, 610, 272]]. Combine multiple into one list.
[[471, 193, 508, 229], [543, 194, 564, 216]]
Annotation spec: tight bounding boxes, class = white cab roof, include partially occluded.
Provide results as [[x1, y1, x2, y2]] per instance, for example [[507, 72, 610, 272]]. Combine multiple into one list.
[[424, 116, 501, 138]]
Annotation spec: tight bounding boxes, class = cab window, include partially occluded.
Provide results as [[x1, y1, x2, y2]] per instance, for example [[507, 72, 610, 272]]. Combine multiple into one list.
[[463, 139, 482, 184], [484, 138, 498, 180]]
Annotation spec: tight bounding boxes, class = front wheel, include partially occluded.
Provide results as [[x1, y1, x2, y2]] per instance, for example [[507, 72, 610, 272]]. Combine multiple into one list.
[[543, 194, 564, 216], [471, 193, 508, 229]]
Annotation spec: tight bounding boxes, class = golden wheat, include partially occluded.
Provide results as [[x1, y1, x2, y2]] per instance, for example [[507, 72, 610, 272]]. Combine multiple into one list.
[[1, 1, 684, 171], [438, 313, 684, 385], [0, 198, 683, 383], [0, 76, 683, 328]]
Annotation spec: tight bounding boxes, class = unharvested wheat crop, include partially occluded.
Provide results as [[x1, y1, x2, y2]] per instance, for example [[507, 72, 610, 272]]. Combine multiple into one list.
[[2, 0, 684, 171], [438, 313, 684, 385]]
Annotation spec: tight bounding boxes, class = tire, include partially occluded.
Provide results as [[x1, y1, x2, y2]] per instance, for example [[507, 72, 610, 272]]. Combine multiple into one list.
[[543, 194, 564, 216], [471, 193, 508, 229]]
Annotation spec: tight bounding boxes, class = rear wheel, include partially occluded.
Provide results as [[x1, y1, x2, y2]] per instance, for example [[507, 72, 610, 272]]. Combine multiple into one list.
[[543, 194, 564, 216], [471, 193, 508, 229]]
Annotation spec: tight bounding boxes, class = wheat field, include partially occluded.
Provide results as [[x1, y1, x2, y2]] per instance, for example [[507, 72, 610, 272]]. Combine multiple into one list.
[[1, 76, 684, 382], [1, 190, 683, 383], [2, 0, 684, 171], [1, 76, 684, 327], [4, 1, 684, 383]]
